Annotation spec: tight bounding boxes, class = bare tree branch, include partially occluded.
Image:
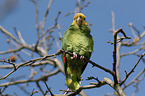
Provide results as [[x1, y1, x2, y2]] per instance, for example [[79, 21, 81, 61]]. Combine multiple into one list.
[[44, 81, 54, 96], [0, 26, 22, 45], [120, 52, 145, 86], [31, 0, 40, 51], [0, 69, 60, 87], [123, 68, 145, 90], [113, 28, 131, 85]]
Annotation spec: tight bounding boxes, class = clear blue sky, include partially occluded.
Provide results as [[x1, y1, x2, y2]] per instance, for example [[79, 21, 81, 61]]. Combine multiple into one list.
[[0, 0, 145, 95]]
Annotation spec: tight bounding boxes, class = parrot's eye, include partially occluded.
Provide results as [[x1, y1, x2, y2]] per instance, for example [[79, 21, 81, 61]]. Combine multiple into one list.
[[84, 18, 86, 20]]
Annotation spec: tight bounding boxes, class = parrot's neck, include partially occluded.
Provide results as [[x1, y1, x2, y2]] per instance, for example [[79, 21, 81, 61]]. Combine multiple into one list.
[[69, 25, 90, 33]]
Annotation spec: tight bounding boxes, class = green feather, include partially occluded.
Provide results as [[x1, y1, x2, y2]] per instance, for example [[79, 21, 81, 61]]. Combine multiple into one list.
[[61, 13, 94, 90]]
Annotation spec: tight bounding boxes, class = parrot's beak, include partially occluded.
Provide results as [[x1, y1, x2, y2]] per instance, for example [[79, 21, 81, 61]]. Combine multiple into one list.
[[76, 16, 82, 26]]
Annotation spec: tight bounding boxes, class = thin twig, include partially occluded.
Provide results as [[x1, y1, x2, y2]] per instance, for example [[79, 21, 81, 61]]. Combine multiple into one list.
[[88, 59, 114, 76], [120, 47, 143, 57], [31, 0, 40, 51], [13, 27, 27, 45], [128, 23, 138, 38], [36, 81, 45, 95], [30, 88, 38, 96], [112, 11, 115, 33], [123, 68, 145, 90], [65, 0, 90, 16], [120, 52, 145, 86], [0, 60, 54, 69], [0, 47, 24, 54], [42, 0, 53, 31], [0, 69, 60, 87], [0, 26, 22, 45], [44, 81, 54, 96]]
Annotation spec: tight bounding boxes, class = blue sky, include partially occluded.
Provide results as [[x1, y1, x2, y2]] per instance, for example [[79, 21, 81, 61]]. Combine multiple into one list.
[[0, 0, 145, 96]]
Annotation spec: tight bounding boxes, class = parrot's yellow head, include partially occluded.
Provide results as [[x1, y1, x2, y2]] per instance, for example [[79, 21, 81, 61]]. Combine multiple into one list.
[[72, 13, 88, 26]]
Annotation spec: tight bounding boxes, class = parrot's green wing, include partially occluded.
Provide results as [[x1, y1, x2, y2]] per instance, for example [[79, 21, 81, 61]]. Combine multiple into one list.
[[61, 13, 94, 90]]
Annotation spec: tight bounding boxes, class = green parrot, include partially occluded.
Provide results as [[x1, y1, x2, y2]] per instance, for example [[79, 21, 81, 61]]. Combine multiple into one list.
[[61, 13, 94, 90]]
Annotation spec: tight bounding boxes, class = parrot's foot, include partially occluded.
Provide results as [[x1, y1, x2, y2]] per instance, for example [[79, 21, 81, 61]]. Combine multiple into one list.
[[80, 56, 85, 59], [80, 56, 85, 62], [71, 52, 77, 59]]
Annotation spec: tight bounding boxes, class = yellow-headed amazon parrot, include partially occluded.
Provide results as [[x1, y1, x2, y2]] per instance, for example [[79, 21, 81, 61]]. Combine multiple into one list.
[[61, 13, 94, 90]]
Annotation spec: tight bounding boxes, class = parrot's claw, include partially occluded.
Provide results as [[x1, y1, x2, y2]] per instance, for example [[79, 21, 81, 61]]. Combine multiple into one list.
[[80, 56, 85, 60], [71, 52, 77, 59], [80, 56, 85, 62]]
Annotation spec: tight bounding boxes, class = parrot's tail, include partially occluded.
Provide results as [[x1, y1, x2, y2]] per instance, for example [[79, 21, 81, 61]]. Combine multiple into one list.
[[66, 77, 81, 90]]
